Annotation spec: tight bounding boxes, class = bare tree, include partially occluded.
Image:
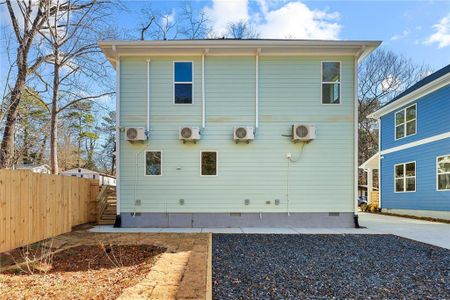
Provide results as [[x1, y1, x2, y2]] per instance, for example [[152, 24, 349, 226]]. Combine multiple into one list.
[[139, 8, 178, 40], [179, 3, 210, 39], [358, 48, 432, 184], [32, 0, 113, 174], [0, 0, 53, 168], [225, 20, 259, 39]]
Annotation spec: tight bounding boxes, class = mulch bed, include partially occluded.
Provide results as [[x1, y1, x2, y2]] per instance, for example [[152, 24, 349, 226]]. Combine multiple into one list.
[[0, 244, 165, 299], [213, 234, 450, 299]]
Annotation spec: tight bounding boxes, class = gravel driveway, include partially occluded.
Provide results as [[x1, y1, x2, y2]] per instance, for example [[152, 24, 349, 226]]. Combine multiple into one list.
[[213, 234, 450, 299]]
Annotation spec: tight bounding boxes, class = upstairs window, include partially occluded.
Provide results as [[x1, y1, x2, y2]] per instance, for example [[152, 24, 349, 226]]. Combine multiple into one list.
[[437, 155, 450, 191], [395, 162, 416, 192], [395, 104, 416, 140], [201, 151, 217, 176], [146, 151, 162, 176], [322, 62, 341, 104], [174, 62, 193, 104]]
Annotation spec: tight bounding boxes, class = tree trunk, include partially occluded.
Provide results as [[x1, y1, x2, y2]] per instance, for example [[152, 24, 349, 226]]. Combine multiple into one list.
[[0, 48, 27, 168], [50, 55, 59, 174]]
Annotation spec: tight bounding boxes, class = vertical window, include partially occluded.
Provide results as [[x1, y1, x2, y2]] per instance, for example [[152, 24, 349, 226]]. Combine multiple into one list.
[[395, 162, 416, 192], [145, 151, 162, 176], [322, 62, 341, 104], [395, 104, 416, 139], [174, 62, 193, 104], [201, 151, 217, 176], [437, 155, 450, 191]]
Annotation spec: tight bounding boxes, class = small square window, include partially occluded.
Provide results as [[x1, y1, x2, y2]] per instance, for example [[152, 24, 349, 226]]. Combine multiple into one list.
[[146, 151, 162, 176], [201, 151, 217, 176], [394, 162, 416, 192], [322, 62, 340, 104], [174, 62, 193, 104]]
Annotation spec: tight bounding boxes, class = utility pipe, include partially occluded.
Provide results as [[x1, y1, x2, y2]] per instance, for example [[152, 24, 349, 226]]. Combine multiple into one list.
[[202, 53, 205, 128], [255, 49, 260, 128], [146, 59, 151, 134]]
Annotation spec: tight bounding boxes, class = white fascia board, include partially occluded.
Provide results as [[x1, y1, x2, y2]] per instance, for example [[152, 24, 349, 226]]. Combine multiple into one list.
[[368, 73, 450, 119]]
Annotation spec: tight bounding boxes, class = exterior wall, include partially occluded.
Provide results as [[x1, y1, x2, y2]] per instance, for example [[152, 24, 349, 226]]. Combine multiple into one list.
[[380, 85, 450, 212], [380, 86, 450, 150], [118, 56, 356, 218]]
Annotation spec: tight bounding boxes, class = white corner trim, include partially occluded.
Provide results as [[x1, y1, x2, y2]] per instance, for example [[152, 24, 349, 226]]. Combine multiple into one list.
[[381, 131, 450, 155], [369, 73, 450, 119], [115, 60, 121, 215], [353, 58, 358, 215]]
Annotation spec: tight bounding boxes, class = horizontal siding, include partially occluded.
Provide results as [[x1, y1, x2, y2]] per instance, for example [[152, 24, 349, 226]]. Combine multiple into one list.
[[119, 55, 355, 213], [381, 138, 450, 211], [381, 85, 450, 151]]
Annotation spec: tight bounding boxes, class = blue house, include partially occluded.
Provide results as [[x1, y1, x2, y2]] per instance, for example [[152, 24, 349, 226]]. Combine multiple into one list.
[[368, 64, 450, 220]]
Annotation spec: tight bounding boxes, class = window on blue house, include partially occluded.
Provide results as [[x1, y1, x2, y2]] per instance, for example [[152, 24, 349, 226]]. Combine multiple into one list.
[[322, 62, 340, 104], [174, 62, 193, 104], [437, 155, 450, 191], [395, 104, 416, 139], [145, 151, 162, 176], [395, 162, 416, 192]]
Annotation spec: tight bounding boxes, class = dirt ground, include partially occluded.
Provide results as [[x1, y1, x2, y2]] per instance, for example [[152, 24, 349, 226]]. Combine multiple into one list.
[[0, 225, 211, 300]]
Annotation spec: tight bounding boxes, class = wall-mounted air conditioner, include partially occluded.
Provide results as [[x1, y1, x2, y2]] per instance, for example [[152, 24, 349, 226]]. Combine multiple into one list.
[[179, 126, 201, 143], [292, 124, 316, 142], [233, 126, 255, 143], [125, 127, 147, 141]]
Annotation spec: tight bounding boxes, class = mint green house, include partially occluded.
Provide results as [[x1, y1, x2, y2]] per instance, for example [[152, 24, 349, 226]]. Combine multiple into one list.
[[99, 39, 380, 228]]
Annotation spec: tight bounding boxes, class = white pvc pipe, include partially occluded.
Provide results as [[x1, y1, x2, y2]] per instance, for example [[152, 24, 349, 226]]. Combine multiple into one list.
[[146, 59, 151, 133], [255, 52, 259, 128], [202, 54, 205, 128]]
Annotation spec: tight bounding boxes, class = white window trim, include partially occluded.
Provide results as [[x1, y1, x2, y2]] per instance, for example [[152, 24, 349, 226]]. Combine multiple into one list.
[[394, 103, 417, 141], [321, 61, 342, 105], [173, 61, 194, 105], [144, 150, 163, 177], [394, 161, 416, 193], [200, 150, 218, 177], [436, 154, 450, 192]]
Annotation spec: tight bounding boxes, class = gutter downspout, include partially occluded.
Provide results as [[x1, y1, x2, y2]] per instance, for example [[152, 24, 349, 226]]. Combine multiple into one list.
[[255, 49, 260, 128], [146, 59, 151, 134], [114, 50, 121, 227], [353, 56, 360, 228], [202, 52, 206, 128]]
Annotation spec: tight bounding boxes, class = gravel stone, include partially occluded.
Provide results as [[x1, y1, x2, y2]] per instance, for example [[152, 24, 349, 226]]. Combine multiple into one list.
[[213, 234, 450, 299]]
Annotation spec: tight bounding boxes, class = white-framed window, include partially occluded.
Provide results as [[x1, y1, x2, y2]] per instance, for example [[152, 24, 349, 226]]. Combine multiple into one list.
[[145, 151, 162, 176], [321, 61, 341, 104], [173, 61, 193, 104], [200, 151, 218, 176], [394, 161, 416, 192], [395, 104, 416, 140], [437, 154, 450, 191]]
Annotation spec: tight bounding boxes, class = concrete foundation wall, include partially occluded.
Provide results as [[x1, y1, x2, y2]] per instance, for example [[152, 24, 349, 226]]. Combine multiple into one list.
[[120, 212, 355, 228]]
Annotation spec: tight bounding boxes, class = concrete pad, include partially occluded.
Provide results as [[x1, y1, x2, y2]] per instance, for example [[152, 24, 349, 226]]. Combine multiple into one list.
[[160, 228, 202, 233], [201, 228, 243, 233], [359, 212, 450, 249], [241, 227, 298, 234], [89, 226, 162, 233]]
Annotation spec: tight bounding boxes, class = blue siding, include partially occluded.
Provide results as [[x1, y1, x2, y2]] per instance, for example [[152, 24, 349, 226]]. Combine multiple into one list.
[[381, 138, 450, 211], [380, 85, 450, 151]]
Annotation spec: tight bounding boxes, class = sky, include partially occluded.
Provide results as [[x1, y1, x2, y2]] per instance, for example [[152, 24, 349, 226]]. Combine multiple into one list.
[[113, 0, 450, 70]]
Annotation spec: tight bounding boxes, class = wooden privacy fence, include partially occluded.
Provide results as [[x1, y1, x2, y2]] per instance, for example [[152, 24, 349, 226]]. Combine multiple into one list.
[[0, 170, 99, 253], [370, 191, 380, 208]]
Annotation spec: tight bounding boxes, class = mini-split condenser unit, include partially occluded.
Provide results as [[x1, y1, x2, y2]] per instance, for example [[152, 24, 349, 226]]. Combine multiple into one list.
[[233, 126, 255, 143], [179, 126, 201, 143], [292, 124, 316, 142], [125, 127, 147, 141]]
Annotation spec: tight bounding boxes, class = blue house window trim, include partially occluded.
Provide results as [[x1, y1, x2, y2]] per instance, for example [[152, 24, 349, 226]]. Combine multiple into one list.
[[394, 161, 416, 193], [394, 104, 416, 140], [437, 154, 450, 191], [173, 61, 193, 105]]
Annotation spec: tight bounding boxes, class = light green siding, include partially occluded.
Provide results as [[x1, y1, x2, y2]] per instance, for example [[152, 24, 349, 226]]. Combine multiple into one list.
[[119, 55, 355, 213]]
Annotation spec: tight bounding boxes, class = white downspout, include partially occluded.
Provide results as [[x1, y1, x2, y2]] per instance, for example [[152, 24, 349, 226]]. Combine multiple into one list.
[[202, 53, 205, 128], [255, 49, 260, 128], [146, 59, 151, 134], [115, 58, 121, 217], [378, 119, 382, 209], [353, 57, 359, 218]]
